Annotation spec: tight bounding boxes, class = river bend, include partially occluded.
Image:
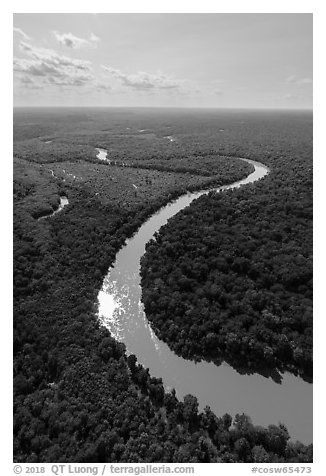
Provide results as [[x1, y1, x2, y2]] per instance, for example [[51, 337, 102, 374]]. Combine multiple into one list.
[[97, 157, 312, 444], [38, 196, 69, 221]]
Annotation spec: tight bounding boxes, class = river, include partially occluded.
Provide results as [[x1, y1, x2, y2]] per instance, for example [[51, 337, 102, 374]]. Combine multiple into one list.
[[38, 196, 69, 220], [96, 148, 111, 163], [97, 156, 312, 444]]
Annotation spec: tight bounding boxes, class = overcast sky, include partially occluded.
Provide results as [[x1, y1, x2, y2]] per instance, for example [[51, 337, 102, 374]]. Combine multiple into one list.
[[13, 13, 312, 109]]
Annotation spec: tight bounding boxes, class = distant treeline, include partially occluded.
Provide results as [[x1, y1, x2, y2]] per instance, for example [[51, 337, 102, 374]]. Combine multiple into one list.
[[109, 153, 254, 179]]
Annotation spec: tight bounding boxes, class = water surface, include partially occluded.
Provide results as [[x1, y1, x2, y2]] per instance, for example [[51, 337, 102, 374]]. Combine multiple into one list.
[[96, 148, 110, 163], [38, 196, 69, 220]]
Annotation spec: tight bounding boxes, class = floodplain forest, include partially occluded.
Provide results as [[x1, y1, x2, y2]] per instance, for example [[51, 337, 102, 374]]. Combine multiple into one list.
[[14, 108, 312, 463]]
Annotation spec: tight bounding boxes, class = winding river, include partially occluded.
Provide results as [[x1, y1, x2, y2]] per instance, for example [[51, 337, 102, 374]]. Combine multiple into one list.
[[97, 156, 312, 444], [38, 196, 69, 220]]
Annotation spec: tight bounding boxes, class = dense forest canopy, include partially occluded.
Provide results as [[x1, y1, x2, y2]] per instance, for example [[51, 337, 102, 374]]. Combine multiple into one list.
[[141, 171, 312, 380], [140, 111, 312, 382], [13, 108, 312, 463]]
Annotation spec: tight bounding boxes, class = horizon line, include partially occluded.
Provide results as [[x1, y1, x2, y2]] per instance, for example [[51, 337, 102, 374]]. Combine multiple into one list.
[[13, 105, 313, 112]]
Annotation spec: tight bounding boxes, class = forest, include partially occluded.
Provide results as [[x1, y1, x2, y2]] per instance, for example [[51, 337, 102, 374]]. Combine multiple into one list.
[[13, 108, 313, 463], [140, 118, 312, 381]]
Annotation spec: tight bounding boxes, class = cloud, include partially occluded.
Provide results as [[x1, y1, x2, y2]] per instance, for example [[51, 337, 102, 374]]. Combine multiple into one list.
[[53, 31, 100, 49], [296, 78, 313, 85], [18, 75, 43, 89], [286, 75, 296, 83], [94, 81, 112, 92], [90, 33, 100, 43], [13, 27, 31, 41], [14, 58, 61, 77], [286, 75, 312, 86], [46, 74, 94, 87], [211, 79, 225, 85], [18, 41, 91, 70], [283, 93, 303, 101], [14, 42, 94, 88], [101, 65, 185, 92]]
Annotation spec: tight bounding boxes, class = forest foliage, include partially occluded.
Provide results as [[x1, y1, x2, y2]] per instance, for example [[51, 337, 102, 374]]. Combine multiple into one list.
[[14, 108, 312, 462], [140, 113, 312, 381]]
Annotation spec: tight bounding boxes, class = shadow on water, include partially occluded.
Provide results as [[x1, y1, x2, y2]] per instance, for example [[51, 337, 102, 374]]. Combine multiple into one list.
[[164, 347, 312, 385], [211, 357, 312, 385]]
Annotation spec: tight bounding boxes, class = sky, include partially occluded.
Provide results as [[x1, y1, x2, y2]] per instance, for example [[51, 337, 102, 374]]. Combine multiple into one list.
[[13, 13, 313, 109]]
